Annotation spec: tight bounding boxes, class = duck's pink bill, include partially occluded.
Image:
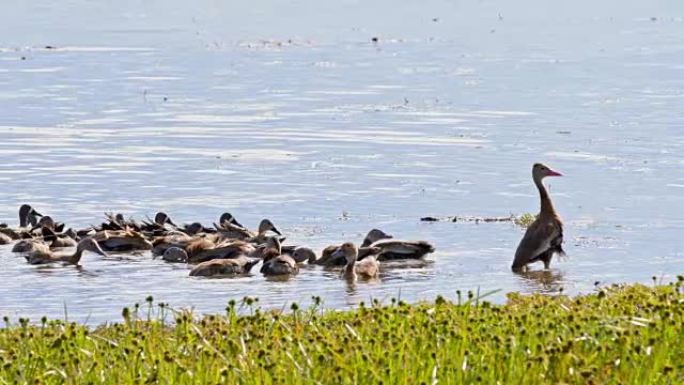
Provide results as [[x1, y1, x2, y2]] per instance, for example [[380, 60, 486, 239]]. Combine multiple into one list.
[[547, 169, 563, 177]]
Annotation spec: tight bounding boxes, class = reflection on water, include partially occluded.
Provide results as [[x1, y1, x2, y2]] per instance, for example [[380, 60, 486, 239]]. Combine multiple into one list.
[[516, 269, 565, 293], [1, 0, 684, 324]]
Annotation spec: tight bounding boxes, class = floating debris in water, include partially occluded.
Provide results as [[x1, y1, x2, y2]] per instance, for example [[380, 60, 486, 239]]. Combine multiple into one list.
[[421, 214, 536, 227]]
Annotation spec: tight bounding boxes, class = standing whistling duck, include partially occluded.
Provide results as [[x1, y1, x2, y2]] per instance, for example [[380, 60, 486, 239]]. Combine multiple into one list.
[[512, 163, 565, 272]]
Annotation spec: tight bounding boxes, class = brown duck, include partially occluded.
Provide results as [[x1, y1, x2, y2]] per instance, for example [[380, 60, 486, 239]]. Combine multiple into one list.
[[260, 237, 298, 276], [333, 242, 379, 280], [184, 238, 256, 264], [92, 230, 153, 252], [189, 255, 260, 277], [25, 238, 108, 265], [512, 163, 565, 271], [216, 218, 281, 243], [0, 204, 44, 240]]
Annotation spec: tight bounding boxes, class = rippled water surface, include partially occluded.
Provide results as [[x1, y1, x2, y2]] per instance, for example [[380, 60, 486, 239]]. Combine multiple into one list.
[[1, 0, 683, 324]]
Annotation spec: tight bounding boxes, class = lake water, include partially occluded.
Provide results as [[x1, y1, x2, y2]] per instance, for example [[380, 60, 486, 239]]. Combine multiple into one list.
[[1, 0, 683, 324]]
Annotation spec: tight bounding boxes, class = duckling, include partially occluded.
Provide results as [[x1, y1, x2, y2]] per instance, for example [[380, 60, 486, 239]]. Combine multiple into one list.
[[260, 237, 298, 276], [25, 238, 108, 265], [361, 228, 393, 247], [93, 230, 153, 252], [333, 242, 379, 280], [216, 219, 281, 243], [369, 238, 435, 261], [189, 255, 261, 277]]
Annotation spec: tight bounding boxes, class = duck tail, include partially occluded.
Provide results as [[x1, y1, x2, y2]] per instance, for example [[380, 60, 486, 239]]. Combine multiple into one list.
[[417, 241, 436, 254]]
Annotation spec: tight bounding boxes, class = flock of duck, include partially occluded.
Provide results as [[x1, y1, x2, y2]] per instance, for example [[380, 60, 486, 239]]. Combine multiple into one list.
[[0, 206, 435, 280], [0, 163, 564, 279]]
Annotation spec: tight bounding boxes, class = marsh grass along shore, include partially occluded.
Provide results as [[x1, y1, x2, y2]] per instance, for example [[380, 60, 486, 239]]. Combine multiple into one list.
[[0, 280, 682, 384]]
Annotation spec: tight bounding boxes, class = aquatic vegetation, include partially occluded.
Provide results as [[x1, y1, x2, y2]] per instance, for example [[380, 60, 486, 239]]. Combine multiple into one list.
[[0, 280, 682, 384], [421, 213, 537, 228], [514, 212, 537, 228]]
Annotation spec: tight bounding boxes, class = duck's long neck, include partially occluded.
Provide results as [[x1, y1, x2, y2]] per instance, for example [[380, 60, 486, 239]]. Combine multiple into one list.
[[534, 176, 557, 217], [344, 257, 357, 279], [68, 248, 85, 264]]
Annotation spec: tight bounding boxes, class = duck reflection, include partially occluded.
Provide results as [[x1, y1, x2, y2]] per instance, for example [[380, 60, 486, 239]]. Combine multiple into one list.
[[515, 269, 565, 293]]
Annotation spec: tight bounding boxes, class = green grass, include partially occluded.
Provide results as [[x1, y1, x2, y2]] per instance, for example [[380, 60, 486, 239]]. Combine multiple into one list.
[[1, 280, 683, 384]]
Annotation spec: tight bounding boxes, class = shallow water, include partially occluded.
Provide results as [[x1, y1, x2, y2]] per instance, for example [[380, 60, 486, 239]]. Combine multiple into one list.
[[1, 0, 683, 324]]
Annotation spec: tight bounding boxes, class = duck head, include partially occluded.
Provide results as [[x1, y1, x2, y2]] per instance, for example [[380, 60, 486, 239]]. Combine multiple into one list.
[[533, 163, 562, 182], [154, 212, 177, 227], [362, 229, 393, 247], [19, 204, 42, 228], [30, 215, 56, 232], [163, 247, 188, 263], [184, 222, 205, 235], [292, 247, 316, 263], [219, 212, 245, 229], [332, 242, 358, 264], [258, 219, 281, 236], [78, 238, 108, 257]]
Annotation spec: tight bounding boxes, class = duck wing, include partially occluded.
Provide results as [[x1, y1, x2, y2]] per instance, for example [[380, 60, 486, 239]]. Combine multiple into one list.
[[512, 218, 563, 270], [215, 222, 253, 240], [355, 257, 379, 278], [371, 240, 435, 260]]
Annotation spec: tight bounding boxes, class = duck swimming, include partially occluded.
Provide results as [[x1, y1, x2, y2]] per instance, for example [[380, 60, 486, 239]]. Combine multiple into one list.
[[288, 247, 317, 264], [93, 230, 153, 252], [189, 254, 261, 277], [216, 218, 281, 243], [217, 212, 246, 230], [368, 239, 435, 261], [333, 242, 379, 280], [260, 237, 298, 276], [361, 228, 393, 247], [184, 238, 256, 263], [182, 222, 216, 236], [140, 212, 177, 234], [152, 232, 195, 256], [19, 204, 42, 228], [512, 163, 565, 272], [0, 204, 44, 240], [25, 238, 108, 265], [42, 227, 78, 249]]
